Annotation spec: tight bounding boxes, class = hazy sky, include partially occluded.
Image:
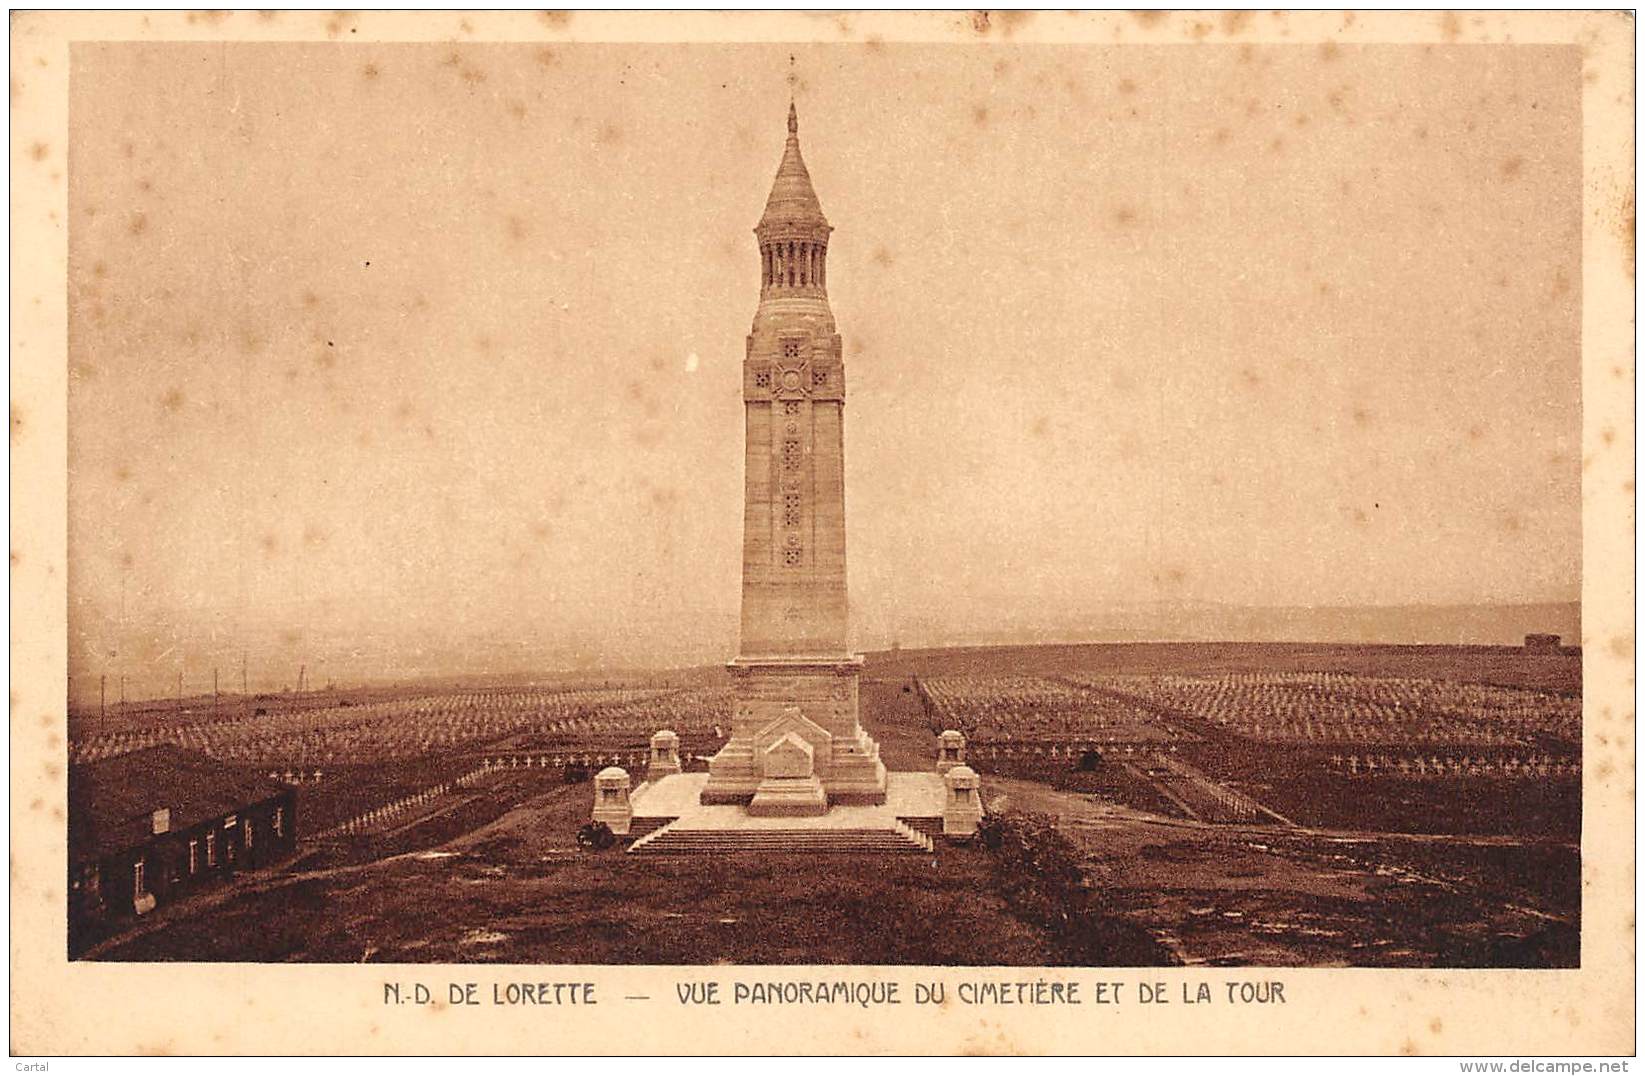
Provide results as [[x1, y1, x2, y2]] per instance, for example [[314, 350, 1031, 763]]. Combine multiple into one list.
[[67, 42, 1582, 698]]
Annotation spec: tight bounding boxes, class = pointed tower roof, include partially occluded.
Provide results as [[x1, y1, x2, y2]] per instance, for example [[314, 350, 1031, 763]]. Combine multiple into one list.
[[757, 102, 831, 234]]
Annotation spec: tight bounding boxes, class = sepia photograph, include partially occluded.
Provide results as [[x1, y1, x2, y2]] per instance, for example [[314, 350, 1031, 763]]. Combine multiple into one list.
[[10, 7, 1636, 1058]]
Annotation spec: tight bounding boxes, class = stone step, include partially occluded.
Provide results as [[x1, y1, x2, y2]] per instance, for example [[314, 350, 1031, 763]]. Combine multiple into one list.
[[898, 815, 943, 838], [628, 823, 931, 855]]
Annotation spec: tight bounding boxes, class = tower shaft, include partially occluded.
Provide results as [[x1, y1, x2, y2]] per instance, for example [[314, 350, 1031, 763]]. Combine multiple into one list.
[[703, 103, 886, 810]]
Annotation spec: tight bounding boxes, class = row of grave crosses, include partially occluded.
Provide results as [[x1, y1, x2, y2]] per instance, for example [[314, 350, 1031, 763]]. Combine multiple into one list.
[[1331, 753, 1579, 778], [966, 742, 1181, 759]]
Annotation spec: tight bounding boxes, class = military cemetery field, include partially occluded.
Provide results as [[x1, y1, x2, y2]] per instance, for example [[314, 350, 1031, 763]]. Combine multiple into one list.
[[73, 642, 1581, 967]]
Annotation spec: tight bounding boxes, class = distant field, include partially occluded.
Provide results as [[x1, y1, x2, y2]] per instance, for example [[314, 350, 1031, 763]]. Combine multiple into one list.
[[863, 640, 1581, 693]]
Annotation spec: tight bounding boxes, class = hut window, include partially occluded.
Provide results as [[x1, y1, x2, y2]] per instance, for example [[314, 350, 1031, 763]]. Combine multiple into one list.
[[188, 840, 199, 874], [243, 819, 253, 850], [273, 807, 284, 837], [133, 859, 147, 897], [206, 830, 217, 867]]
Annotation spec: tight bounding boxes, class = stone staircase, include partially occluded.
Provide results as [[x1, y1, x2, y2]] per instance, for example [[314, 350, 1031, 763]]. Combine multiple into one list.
[[898, 815, 943, 839], [628, 818, 934, 855]]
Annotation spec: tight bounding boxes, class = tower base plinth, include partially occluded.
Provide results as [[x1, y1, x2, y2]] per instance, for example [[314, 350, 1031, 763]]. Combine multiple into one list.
[[702, 653, 887, 808]]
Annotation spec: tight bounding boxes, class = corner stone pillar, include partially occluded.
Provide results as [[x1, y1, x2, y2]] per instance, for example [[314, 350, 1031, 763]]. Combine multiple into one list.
[[592, 767, 633, 836], [942, 765, 983, 840], [648, 730, 682, 780], [936, 729, 967, 775]]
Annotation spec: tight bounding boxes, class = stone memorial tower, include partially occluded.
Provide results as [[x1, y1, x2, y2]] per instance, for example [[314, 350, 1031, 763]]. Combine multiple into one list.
[[701, 103, 888, 814]]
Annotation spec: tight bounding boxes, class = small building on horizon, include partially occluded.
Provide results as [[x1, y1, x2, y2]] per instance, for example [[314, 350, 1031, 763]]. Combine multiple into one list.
[[69, 744, 296, 953], [1524, 633, 1564, 653]]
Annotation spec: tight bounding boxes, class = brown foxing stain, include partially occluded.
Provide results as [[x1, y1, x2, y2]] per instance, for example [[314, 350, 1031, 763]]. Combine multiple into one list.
[[971, 104, 989, 127], [323, 11, 356, 38], [160, 388, 185, 413], [1551, 268, 1571, 297], [871, 246, 895, 267], [534, 46, 558, 68], [1439, 12, 1463, 41], [1118, 78, 1138, 95], [8, 404, 22, 445], [505, 215, 529, 241], [1319, 41, 1342, 61], [1221, 10, 1251, 35], [507, 100, 527, 121], [1112, 206, 1138, 227], [969, 10, 1029, 35], [595, 121, 623, 146], [1351, 405, 1372, 428], [362, 62, 380, 80], [538, 10, 572, 28], [28, 141, 47, 162], [128, 211, 149, 237], [1500, 155, 1524, 179], [1211, 127, 1230, 146], [1605, 176, 1636, 278]]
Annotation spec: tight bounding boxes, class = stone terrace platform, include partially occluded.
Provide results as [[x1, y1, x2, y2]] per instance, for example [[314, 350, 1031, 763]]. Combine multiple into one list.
[[626, 772, 946, 855]]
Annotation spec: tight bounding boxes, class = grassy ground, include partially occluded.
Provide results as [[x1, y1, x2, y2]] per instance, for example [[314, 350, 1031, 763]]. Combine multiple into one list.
[[98, 781, 1065, 965]]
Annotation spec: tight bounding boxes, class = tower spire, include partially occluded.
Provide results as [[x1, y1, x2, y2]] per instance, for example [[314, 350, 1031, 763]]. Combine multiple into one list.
[[757, 104, 830, 239]]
